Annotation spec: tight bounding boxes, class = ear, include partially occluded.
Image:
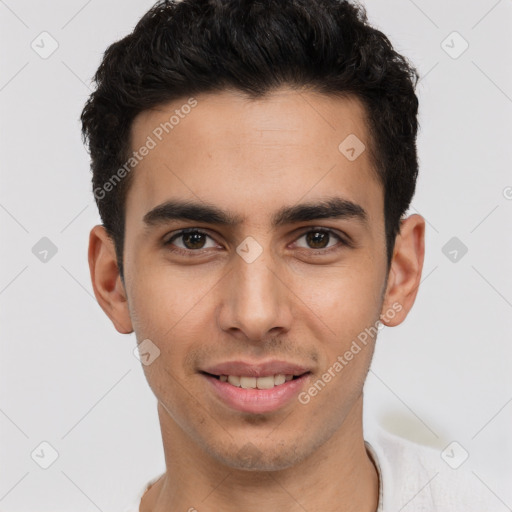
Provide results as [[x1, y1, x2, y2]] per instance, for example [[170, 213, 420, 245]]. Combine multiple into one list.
[[380, 214, 425, 327], [88, 225, 133, 334]]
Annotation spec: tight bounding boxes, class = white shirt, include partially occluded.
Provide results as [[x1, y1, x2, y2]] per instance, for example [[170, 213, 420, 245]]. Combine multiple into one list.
[[364, 426, 498, 511], [123, 471, 163, 512], [123, 426, 498, 511]]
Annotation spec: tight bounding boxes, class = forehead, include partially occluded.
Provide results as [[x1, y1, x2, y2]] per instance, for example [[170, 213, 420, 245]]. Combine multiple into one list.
[[125, 87, 382, 229]]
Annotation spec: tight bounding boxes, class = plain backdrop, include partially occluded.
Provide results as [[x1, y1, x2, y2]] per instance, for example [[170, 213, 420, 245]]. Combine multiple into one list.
[[1, 0, 511, 510]]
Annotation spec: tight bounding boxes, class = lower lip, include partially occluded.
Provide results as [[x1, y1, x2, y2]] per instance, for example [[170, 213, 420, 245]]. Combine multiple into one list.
[[202, 373, 311, 414]]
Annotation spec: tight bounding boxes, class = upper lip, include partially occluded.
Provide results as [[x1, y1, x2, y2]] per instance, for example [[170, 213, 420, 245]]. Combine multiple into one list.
[[201, 360, 311, 378]]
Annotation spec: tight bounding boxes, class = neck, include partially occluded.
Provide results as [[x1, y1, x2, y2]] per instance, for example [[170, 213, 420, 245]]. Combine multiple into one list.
[[141, 395, 379, 512]]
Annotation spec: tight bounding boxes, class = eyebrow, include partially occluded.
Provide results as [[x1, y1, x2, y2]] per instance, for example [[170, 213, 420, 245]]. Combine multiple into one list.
[[142, 196, 368, 230]]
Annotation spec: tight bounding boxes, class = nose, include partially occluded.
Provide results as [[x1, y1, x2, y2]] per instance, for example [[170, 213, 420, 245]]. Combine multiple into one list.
[[216, 245, 293, 343]]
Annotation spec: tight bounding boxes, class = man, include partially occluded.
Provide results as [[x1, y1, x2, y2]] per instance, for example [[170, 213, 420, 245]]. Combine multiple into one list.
[[81, 0, 490, 510]]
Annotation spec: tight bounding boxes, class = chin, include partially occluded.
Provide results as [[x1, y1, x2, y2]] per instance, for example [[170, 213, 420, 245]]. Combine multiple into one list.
[[208, 438, 314, 472]]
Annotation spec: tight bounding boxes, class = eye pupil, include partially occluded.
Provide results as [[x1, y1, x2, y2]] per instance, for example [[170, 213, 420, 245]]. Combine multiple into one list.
[[183, 232, 206, 249], [306, 231, 329, 249]]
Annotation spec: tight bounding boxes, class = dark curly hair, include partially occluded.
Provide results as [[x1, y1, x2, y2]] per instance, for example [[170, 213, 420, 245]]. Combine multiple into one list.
[[81, 0, 420, 282]]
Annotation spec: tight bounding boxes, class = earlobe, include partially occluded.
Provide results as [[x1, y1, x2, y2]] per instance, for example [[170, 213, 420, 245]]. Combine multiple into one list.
[[380, 214, 425, 327], [88, 225, 133, 334]]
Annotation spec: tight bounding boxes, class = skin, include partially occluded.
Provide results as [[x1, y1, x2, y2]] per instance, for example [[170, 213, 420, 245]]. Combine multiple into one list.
[[88, 87, 425, 512]]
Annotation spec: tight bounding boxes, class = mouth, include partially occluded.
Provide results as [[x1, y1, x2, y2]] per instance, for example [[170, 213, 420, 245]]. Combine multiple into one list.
[[199, 361, 312, 414], [200, 371, 308, 390]]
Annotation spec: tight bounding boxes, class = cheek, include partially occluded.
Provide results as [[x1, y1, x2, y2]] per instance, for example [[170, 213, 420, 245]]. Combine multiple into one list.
[[126, 250, 212, 339], [127, 269, 209, 413], [297, 269, 381, 414], [293, 259, 384, 344], [126, 265, 219, 398]]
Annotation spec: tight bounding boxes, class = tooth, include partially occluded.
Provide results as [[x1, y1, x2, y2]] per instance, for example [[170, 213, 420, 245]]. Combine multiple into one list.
[[223, 374, 295, 388], [239, 376, 257, 389], [274, 374, 286, 385], [256, 376, 275, 389], [228, 375, 241, 387]]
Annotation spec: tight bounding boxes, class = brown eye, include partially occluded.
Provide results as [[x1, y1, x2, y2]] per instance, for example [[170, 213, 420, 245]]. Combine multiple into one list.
[[180, 231, 207, 249], [164, 229, 217, 253], [294, 229, 344, 251], [305, 230, 330, 249]]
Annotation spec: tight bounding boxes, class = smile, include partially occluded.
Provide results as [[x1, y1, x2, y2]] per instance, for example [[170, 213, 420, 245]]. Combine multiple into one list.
[[207, 373, 299, 389], [201, 371, 311, 414]]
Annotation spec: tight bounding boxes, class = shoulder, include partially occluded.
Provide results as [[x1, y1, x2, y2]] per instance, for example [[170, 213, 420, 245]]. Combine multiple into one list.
[[364, 425, 499, 511], [123, 472, 165, 512]]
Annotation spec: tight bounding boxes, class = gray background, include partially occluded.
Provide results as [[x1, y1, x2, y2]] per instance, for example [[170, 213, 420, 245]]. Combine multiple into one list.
[[1, 0, 511, 510]]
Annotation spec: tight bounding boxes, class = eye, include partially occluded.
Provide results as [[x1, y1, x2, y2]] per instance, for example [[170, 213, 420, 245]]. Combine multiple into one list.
[[164, 228, 219, 254], [163, 227, 349, 257], [293, 228, 347, 253]]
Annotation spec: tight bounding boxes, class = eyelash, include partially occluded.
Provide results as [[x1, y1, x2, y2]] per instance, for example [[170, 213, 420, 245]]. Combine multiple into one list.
[[163, 227, 350, 257]]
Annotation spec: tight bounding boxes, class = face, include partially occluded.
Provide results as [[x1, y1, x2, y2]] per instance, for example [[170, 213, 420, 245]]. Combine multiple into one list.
[[89, 87, 424, 471]]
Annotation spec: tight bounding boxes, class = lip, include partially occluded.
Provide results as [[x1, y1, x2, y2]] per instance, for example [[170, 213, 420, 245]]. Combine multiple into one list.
[[200, 360, 312, 414], [201, 359, 311, 378], [202, 372, 311, 414]]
